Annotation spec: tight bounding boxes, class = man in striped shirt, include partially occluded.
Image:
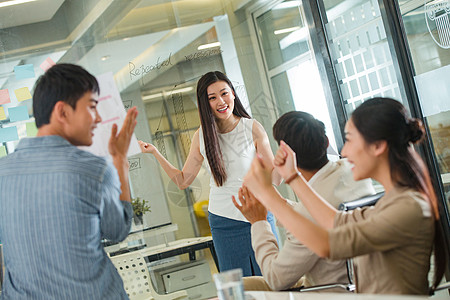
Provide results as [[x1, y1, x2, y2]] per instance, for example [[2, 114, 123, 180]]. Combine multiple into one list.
[[0, 64, 137, 299]]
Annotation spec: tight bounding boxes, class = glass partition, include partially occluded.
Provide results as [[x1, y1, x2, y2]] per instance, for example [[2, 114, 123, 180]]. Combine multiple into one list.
[[0, 0, 259, 244], [254, 0, 338, 154], [400, 0, 450, 220], [322, 0, 405, 116], [1, 0, 448, 281], [256, 1, 309, 70]]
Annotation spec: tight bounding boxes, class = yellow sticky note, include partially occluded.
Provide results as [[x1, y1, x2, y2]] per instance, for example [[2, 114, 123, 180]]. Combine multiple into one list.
[[0, 145, 6, 157], [26, 122, 38, 137], [0, 107, 6, 120], [14, 87, 32, 102]]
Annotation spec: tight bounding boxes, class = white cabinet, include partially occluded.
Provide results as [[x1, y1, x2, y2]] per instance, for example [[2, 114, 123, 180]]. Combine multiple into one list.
[[183, 282, 216, 300], [152, 260, 217, 300]]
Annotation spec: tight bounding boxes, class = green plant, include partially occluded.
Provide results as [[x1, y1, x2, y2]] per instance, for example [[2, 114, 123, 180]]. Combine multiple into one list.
[[131, 197, 151, 217]]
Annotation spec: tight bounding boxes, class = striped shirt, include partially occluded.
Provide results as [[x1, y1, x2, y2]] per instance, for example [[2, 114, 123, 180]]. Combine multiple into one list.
[[0, 136, 132, 299]]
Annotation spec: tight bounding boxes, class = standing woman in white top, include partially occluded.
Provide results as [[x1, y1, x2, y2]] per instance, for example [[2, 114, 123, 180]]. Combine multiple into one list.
[[139, 71, 280, 276]]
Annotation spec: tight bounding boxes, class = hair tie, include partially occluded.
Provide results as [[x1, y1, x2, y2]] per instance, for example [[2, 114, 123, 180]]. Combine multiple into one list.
[[407, 118, 424, 144]]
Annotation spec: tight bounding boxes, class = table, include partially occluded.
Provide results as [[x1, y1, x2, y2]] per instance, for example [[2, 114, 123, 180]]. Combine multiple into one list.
[[140, 236, 219, 269], [110, 236, 219, 271], [245, 291, 428, 300]]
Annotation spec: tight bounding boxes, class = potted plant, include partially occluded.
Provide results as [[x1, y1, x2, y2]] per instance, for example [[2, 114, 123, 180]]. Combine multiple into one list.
[[131, 197, 151, 225]]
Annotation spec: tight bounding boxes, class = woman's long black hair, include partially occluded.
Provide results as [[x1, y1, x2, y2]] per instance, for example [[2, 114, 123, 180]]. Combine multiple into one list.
[[196, 71, 250, 186], [351, 97, 445, 293]]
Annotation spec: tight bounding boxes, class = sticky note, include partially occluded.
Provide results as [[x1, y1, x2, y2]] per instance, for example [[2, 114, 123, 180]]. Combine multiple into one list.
[[26, 122, 38, 137], [0, 107, 6, 121], [0, 89, 10, 105], [40, 57, 56, 71], [14, 64, 35, 80], [8, 106, 29, 122], [0, 145, 6, 157], [0, 127, 19, 143], [14, 87, 32, 102]]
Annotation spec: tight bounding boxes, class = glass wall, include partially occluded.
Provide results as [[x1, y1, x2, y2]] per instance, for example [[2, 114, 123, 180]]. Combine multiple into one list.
[[253, 0, 338, 155], [0, 0, 261, 242], [3, 0, 333, 245], [318, 0, 450, 204], [321, 0, 405, 116], [318, 0, 412, 192], [0, 0, 449, 285], [317, 0, 450, 285], [0, 0, 352, 259], [400, 2, 450, 288], [400, 0, 450, 209]]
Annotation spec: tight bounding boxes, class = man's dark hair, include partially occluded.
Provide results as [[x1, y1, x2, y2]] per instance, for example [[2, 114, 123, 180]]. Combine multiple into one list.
[[33, 64, 99, 128], [273, 111, 328, 171]]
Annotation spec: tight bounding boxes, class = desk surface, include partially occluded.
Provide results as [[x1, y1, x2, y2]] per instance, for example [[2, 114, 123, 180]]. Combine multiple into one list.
[[245, 291, 427, 300], [138, 236, 213, 257], [110, 236, 217, 267]]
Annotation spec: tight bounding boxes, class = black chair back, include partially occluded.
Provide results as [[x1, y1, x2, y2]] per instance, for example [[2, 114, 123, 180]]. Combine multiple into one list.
[[338, 192, 385, 211]]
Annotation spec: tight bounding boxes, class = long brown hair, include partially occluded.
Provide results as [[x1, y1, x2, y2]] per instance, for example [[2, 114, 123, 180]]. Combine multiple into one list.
[[351, 97, 445, 292], [196, 71, 250, 186]]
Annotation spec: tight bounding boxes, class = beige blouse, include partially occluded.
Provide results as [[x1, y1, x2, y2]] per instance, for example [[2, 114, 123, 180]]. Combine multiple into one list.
[[329, 187, 434, 294], [251, 160, 375, 290]]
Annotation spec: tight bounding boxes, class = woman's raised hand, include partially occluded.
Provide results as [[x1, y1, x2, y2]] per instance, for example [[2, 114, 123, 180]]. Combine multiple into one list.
[[274, 141, 299, 181], [243, 154, 273, 200], [138, 140, 157, 154]]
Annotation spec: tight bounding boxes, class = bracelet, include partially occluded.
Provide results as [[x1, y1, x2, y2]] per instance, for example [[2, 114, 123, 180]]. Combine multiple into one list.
[[285, 171, 301, 184]]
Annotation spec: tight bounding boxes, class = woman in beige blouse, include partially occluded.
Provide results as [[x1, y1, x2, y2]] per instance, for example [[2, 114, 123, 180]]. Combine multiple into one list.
[[243, 97, 445, 294]]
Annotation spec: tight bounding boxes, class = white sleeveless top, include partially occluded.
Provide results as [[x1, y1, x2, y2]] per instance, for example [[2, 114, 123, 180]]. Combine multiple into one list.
[[199, 117, 255, 222]]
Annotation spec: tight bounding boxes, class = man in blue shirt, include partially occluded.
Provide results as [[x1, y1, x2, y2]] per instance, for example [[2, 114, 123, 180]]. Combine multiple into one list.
[[0, 64, 138, 299]]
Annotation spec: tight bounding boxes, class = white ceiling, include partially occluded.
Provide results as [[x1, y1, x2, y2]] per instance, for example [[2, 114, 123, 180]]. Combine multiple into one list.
[[0, 0, 65, 29], [77, 30, 171, 77], [0, 0, 220, 94]]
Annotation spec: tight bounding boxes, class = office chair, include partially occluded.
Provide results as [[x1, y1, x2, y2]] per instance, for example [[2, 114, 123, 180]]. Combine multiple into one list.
[[340, 192, 450, 296], [338, 192, 384, 211], [283, 257, 355, 293], [286, 192, 385, 293], [431, 281, 450, 296], [110, 251, 188, 300], [297, 191, 450, 296]]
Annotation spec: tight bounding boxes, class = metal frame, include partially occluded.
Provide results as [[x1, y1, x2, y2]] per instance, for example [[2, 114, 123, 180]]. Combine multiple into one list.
[[303, 0, 347, 151], [307, 0, 450, 275], [250, 0, 450, 271], [250, 0, 304, 116], [377, 0, 450, 273], [249, 0, 347, 151]]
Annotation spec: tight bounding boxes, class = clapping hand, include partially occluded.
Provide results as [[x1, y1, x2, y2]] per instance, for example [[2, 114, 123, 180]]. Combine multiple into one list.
[[109, 107, 138, 158], [232, 186, 267, 224], [274, 141, 299, 181], [243, 154, 273, 200]]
